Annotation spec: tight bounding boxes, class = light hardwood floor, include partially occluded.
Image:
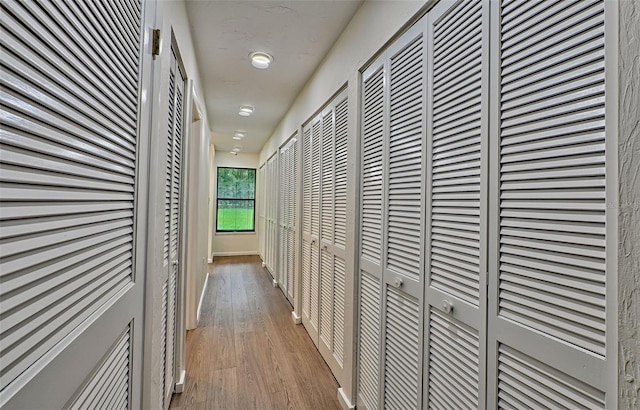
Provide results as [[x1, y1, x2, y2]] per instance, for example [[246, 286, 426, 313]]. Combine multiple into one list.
[[169, 255, 341, 410]]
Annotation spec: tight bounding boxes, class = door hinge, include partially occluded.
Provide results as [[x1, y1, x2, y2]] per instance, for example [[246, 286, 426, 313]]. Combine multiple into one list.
[[151, 29, 161, 57]]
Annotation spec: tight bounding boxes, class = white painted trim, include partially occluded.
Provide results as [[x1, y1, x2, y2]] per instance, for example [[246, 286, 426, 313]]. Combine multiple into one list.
[[291, 311, 302, 325], [174, 370, 186, 394], [195, 274, 209, 326], [213, 251, 259, 257], [337, 387, 356, 410]]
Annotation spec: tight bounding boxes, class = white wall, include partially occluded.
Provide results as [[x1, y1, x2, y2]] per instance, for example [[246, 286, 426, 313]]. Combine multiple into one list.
[[212, 151, 260, 256], [143, 0, 212, 407], [618, 0, 640, 406]]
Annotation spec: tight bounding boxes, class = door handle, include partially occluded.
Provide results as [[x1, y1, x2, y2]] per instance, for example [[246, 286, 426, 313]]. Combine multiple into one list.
[[172, 260, 178, 267], [322, 244, 328, 251]]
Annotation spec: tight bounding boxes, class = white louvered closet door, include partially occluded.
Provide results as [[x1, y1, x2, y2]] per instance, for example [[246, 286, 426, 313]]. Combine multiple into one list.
[[424, 1, 489, 409], [301, 124, 313, 336], [316, 90, 349, 380], [265, 154, 278, 277], [331, 94, 348, 376], [286, 137, 297, 301], [358, 17, 427, 410], [301, 115, 322, 344], [383, 21, 426, 410], [0, 0, 151, 408], [279, 145, 288, 293], [163, 47, 185, 410], [358, 58, 385, 410], [259, 164, 266, 260], [319, 105, 335, 359], [278, 135, 297, 302], [488, 0, 614, 408]]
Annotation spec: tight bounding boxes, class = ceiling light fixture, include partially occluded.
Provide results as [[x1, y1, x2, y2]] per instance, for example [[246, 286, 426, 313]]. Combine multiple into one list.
[[230, 151, 237, 155], [233, 131, 246, 140], [239, 105, 254, 116], [249, 52, 273, 69]]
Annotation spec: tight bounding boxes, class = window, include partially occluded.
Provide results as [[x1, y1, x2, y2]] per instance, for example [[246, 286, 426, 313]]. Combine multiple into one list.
[[216, 167, 256, 232]]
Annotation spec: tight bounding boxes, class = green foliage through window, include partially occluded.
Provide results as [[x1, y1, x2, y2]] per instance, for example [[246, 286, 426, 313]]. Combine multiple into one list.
[[216, 167, 256, 232]]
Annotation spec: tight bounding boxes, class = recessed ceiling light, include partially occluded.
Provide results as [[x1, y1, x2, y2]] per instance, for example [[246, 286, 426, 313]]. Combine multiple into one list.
[[233, 131, 246, 140], [233, 136, 242, 140], [239, 105, 254, 116], [249, 52, 273, 69], [230, 151, 237, 155]]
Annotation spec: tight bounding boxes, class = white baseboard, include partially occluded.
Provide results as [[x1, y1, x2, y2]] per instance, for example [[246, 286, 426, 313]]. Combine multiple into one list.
[[291, 311, 302, 325], [213, 251, 258, 256], [337, 388, 355, 410], [196, 273, 209, 326], [174, 370, 186, 393]]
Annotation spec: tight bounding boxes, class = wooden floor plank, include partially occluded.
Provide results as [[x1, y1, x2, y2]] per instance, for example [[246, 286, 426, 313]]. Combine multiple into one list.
[[170, 255, 340, 410]]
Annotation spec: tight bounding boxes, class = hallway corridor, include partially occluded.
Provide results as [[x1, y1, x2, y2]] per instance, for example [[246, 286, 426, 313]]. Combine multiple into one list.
[[169, 256, 341, 410]]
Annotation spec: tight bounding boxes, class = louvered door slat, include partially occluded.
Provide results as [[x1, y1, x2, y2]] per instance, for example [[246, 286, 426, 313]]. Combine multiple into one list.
[[302, 127, 312, 234], [311, 120, 321, 238], [387, 26, 424, 283], [164, 62, 175, 263], [334, 99, 348, 249], [384, 287, 419, 410], [430, 0, 483, 307], [498, 0, 606, 356], [320, 250, 333, 346], [361, 68, 384, 265], [321, 112, 334, 242], [358, 272, 381, 410], [70, 327, 131, 410], [302, 239, 311, 319]]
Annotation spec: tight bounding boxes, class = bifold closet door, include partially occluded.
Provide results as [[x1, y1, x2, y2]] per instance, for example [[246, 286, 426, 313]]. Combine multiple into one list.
[[0, 0, 150, 408], [286, 139, 297, 301], [424, 1, 489, 409], [357, 19, 426, 410], [264, 154, 278, 277], [279, 147, 288, 294], [317, 91, 349, 378], [162, 46, 186, 410], [278, 135, 297, 302], [301, 117, 321, 343], [259, 164, 266, 259], [487, 0, 614, 408]]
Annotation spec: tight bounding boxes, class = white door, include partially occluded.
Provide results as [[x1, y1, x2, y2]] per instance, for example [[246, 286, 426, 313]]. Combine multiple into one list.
[[0, 0, 153, 408], [357, 16, 427, 410], [318, 92, 349, 380], [161, 44, 186, 410], [278, 135, 297, 303], [301, 116, 322, 343], [487, 0, 614, 407], [423, 1, 489, 408]]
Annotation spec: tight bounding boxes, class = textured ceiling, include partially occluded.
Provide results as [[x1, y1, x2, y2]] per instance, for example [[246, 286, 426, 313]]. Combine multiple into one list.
[[186, 0, 364, 153]]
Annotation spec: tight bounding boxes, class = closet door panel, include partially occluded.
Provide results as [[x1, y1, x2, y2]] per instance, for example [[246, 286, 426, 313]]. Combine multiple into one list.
[[382, 21, 426, 410], [424, 1, 489, 408], [488, 0, 611, 407], [357, 59, 385, 410], [319, 108, 334, 349]]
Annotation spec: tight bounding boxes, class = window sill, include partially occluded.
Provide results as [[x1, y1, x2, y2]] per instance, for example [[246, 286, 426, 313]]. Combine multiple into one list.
[[215, 231, 256, 235]]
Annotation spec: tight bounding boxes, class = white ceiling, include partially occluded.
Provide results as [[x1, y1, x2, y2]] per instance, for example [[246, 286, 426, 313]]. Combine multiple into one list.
[[185, 0, 364, 153]]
